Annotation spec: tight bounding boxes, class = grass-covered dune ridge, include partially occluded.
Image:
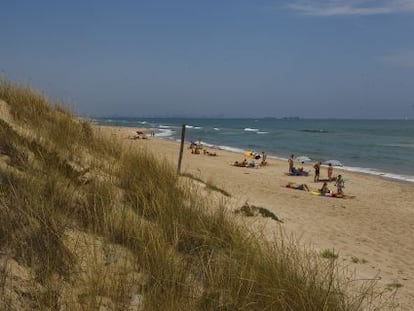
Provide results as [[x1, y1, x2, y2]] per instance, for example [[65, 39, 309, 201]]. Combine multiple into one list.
[[0, 79, 378, 310]]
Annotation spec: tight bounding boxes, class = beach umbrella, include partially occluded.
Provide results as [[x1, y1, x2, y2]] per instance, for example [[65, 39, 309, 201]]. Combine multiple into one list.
[[295, 156, 311, 163], [323, 160, 343, 167], [244, 151, 261, 159]]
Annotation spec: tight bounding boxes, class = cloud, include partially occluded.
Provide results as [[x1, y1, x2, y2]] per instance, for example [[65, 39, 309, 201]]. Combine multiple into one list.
[[286, 0, 414, 16], [379, 49, 414, 68]]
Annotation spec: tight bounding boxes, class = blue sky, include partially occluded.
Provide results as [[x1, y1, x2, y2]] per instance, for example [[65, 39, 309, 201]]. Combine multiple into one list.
[[1, 0, 414, 118]]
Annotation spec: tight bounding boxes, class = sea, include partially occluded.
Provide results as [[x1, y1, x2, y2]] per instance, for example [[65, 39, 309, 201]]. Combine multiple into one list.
[[94, 117, 414, 184]]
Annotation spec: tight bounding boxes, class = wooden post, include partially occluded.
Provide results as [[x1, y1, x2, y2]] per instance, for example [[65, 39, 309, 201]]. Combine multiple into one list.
[[177, 124, 186, 175]]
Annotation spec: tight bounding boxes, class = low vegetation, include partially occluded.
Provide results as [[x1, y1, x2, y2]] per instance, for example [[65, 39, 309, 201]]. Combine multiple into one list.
[[235, 202, 283, 223], [320, 249, 339, 260], [0, 78, 384, 310], [351, 256, 368, 264]]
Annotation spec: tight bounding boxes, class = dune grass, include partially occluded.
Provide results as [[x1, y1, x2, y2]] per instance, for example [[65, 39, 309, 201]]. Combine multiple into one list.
[[0, 78, 385, 310]]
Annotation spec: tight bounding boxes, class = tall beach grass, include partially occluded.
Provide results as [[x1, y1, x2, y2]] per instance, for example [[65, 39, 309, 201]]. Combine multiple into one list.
[[0, 78, 388, 310]]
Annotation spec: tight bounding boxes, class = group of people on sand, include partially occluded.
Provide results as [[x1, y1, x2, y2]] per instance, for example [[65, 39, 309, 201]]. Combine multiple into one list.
[[189, 142, 218, 156], [312, 161, 336, 182], [319, 175, 345, 195], [130, 129, 155, 140], [287, 155, 310, 176], [286, 178, 345, 197], [287, 154, 346, 197], [233, 158, 258, 168], [233, 151, 268, 168]]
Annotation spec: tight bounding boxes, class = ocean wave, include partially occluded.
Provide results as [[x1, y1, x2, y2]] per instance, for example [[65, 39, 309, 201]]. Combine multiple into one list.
[[300, 129, 329, 133], [382, 143, 414, 149], [244, 128, 259, 132], [268, 155, 288, 161], [155, 129, 175, 137], [184, 125, 201, 130], [159, 125, 171, 129], [257, 131, 269, 135], [218, 145, 245, 154], [213, 128, 220, 131], [341, 166, 414, 183]]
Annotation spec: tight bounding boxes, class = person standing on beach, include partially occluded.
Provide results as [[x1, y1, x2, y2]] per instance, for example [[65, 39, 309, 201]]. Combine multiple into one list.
[[288, 154, 294, 174], [335, 175, 345, 195], [328, 163, 333, 181], [313, 161, 321, 182], [261, 151, 267, 166]]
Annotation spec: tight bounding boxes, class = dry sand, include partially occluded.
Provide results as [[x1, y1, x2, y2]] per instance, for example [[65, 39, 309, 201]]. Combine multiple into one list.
[[101, 125, 414, 310]]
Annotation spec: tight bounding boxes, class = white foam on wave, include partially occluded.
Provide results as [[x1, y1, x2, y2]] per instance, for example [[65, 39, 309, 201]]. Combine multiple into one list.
[[185, 125, 203, 130], [213, 128, 220, 131], [139, 121, 147, 124], [218, 145, 245, 154], [257, 131, 269, 135], [244, 128, 259, 132], [159, 125, 171, 129], [268, 155, 288, 161], [155, 129, 175, 137], [341, 166, 414, 183]]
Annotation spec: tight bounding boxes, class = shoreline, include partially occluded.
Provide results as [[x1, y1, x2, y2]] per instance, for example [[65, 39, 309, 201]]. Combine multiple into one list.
[[93, 118, 414, 183], [167, 136, 414, 185], [97, 124, 414, 309]]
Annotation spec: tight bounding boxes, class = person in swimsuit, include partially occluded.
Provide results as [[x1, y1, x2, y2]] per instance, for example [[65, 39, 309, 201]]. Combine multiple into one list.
[[288, 154, 294, 174], [328, 163, 334, 181], [319, 182, 330, 194], [286, 182, 310, 191], [313, 161, 321, 182]]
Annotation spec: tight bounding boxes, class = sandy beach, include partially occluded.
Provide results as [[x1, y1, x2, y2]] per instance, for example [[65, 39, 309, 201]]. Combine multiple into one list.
[[102, 126, 414, 310]]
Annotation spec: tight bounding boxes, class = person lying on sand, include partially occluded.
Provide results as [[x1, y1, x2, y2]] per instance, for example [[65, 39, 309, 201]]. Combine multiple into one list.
[[286, 182, 310, 191], [287, 167, 310, 176], [203, 149, 217, 156], [247, 161, 258, 168], [233, 159, 248, 167]]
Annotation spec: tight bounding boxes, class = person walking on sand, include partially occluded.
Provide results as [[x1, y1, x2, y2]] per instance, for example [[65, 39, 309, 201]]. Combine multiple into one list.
[[288, 154, 294, 174], [313, 161, 321, 182], [328, 163, 333, 181]]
